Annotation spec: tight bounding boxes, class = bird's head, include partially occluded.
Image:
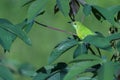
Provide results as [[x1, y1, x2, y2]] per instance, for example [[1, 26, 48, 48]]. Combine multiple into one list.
[[68, 21, 80, 30]]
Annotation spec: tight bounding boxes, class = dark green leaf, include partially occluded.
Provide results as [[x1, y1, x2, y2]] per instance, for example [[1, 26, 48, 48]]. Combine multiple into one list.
[[0, 28, 16, 51], [107, 33, 120, 41], [64, 61, 101, 80], [77, 77, 97, 80], [19, 63, 36, 77], [16, 19, 34, 33], [35, 63, 67, 80], [0, 21, 31, 45], [48, 73, 60, 80], [48, 69, 67, 80], [114, 62, 120, 78], [48, 38, 78, 64], [73, 43, 88, 58], [16, 19, 27, 29], [83, 4, 92, 16], [56, 0, 70, 16], [107, 5, 120, 17], [92, 5, 115, 25], [0, 19, 33, 51], [36, 69, 65, 80], [0, 65, 13, 80], [107, 5, 120, 24], [0, 19, 16, 50], [71, 54, 101, 63], [33, 72, 48, 80], [83, 35, 111, 50], [0, 19, 13, 24], [27, 0, 49, 23], [97, 62, 114, 80], [59, 69, 68, 80]]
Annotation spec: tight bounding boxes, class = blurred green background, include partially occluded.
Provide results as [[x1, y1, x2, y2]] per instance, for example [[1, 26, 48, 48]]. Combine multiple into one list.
[[0, 0, 120, 80]]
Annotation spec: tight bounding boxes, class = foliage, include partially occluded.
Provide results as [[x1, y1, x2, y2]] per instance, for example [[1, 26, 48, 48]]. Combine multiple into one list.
[[0, 0, 120, 80]]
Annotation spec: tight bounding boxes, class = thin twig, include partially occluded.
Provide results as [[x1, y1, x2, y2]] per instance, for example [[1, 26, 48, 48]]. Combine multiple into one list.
[[34, 20, 77, 36]]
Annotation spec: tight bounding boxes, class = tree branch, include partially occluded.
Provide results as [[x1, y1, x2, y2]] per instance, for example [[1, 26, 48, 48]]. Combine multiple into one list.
[[34, 21, 77, 36]]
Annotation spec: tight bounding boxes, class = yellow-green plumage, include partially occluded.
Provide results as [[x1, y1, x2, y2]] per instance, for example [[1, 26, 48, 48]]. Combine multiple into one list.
[[72, 21, 94, 39]]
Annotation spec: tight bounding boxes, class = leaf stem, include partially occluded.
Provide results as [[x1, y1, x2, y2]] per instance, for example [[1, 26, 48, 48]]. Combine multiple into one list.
[[34, 20, 77, 36]]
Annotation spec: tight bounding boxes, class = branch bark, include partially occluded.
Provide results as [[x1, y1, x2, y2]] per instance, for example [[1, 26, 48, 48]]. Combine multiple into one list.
[[34, 21, 77, 36]]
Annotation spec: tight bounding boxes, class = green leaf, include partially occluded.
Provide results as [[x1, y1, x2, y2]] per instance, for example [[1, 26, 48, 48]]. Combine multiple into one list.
[[0, 19, 34, 51], [35, 70, 67, 80], [37, 62, 67, 79], [107, 5, 120, 16], [77, 77, 97, 80], [83, 35, 111, 50], [0, 19, 13, 24], [114, 62, 120, 76], [33, 72, 48, 80], [107, 33, 120, 41], [83, 4, 92, 16], [97, 62, 114, 80], [0, 20, 31, 45], [19, 63, 36, 77], [73, 43, 88, 58], [0, 65, 13, 80], [24, 23, 34, 33], [56, 0, 70, 16], [0, 19, 16, 50], [71, 54, 101, 63], [0, 28, 16, 51], [48, 38, 78, 64], [48, 73, 60, 80], [92, 5, 115, 25], [27, 0, 49, 23], [64, 61, 101, 80], [16, 19, 34, 33], [48, 70, 67, 80]]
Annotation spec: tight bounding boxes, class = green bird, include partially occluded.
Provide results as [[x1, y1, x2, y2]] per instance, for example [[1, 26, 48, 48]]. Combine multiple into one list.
[[71, 21, 94, 39]]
